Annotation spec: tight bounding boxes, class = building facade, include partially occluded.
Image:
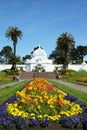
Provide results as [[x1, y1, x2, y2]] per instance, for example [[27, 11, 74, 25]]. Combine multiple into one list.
[[25, 46, 55, 72]]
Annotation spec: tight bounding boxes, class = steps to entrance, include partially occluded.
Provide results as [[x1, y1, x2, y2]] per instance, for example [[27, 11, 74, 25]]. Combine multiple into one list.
[[20, 72, 56, 79]]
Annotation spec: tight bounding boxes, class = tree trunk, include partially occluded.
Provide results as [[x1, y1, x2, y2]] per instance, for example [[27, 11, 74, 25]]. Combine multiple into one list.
[[13, 43, 16, 70], [63, 52, 68, 70], [14, 43, 16, 57]]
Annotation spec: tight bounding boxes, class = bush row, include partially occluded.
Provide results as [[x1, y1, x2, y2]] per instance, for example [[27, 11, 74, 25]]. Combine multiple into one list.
[[59, 69, 75, 76], [3, 69, 20, 76]]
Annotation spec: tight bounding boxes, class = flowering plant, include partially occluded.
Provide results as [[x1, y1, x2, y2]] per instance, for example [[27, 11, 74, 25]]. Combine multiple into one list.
[[0, 78, 87, 129], [7, 78, 83, 120]]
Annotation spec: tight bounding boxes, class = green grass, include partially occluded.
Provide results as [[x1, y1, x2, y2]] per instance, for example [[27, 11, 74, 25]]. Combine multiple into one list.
[[0, 71, 14, 85], [0, 80, 14, 85], [50, 80, 87, 105], [0, 71, 7, 78], [66, 80, 87, 86], [72, 71, 87, 78], [65, 71, 87, 86], [0, 80, 29, 105]]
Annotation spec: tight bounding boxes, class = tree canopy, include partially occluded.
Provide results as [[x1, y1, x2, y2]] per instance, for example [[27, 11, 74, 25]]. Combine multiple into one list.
[[0, 46, 12, 64], [5, 26, 23, 69], [49, 32, 75, 69]]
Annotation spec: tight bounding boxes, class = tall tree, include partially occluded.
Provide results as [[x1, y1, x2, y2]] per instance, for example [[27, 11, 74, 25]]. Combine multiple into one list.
[[70, 45, 87, 64], [77, 45, 87, 62], [23, 55, 31, 62], [57, 32, 75, 69], [9, 54, 21, 65], [69, 48, 78, 64], [0, 46, 12, 63], [5, 26, 23, 69]]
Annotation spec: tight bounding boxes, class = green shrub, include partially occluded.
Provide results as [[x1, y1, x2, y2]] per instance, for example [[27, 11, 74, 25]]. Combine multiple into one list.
[[59, 69, 75, 76], [59, 69, 66, 75], [4, 69, 20, 75]]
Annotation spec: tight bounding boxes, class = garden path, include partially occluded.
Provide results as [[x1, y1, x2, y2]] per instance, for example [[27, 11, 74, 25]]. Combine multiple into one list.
[[0, 80, 24, 90], [54, 79, 87, 94]]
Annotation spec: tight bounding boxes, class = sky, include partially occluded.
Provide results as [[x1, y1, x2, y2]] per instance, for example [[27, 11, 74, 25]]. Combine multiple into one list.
[[0, 0, 87, 59]]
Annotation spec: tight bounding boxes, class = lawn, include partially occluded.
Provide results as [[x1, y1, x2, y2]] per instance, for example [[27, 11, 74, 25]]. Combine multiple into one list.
[[64, 71, 87, 86], [0, 71, 13, 85], [72, 71, 87, 78], [0, 71, 7, 78]]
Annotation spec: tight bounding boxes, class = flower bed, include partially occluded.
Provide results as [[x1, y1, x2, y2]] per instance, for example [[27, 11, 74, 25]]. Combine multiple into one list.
[[0, 78, 87, 130], [68, 78, 87, 82], [0, 77, 12, 82]]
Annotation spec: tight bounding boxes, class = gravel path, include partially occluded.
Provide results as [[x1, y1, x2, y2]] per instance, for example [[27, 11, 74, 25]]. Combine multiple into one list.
[[54, 79, 87, 94]]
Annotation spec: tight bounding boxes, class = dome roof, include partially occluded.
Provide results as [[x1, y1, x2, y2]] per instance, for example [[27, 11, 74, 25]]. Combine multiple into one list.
[[32, 46, 47, 57]]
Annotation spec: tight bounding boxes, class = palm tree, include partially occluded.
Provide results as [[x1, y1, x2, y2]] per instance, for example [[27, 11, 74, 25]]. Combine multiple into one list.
[[57, 32, 75, 69], [6, 26, 23, 69]]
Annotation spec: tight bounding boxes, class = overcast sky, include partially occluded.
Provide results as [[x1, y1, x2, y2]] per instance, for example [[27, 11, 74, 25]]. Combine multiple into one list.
[[0, 0, 87, 60]]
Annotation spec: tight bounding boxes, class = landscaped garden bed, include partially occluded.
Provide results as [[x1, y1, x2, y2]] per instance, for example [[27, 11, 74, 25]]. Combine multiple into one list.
[[68, 77, 87, 82], [0, 78, 87, 130]]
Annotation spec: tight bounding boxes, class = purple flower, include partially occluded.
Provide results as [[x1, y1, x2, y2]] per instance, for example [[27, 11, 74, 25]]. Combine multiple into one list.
[[40, 119, 49, 127], [14, 116, 26, 130], [59, 114, 83, 129], [65, 95, 77, 102], [28, 119, 39, 127], [82, 115, 87, 130]]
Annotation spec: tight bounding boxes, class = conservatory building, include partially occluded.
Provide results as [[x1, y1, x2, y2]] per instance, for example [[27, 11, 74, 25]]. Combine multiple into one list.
[[25, 46, 55, 72]]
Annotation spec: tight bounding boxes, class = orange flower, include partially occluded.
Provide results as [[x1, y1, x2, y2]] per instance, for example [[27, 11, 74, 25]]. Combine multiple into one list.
[[58, 99, 66, 105], [25, 93, 29, 97], [34, 96, 39, 99], [44, 96, 49, 100], [27, 99, 32, 103]]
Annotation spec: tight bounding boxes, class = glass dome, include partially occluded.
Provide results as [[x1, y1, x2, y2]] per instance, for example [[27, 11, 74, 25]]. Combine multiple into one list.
[[32, 46, 47, 57]]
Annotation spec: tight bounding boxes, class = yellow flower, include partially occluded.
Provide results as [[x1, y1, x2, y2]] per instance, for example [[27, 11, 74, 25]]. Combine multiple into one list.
[[48, 116, 56, 121], [44, 114, 49, 119], [38, 115, 43, 120], [19, 105, 22, 109], [37, 105, 41, 109], [30, 113, 35, 117], [49, 105, 54, 109], [13, 102, 17, 107], [60, 111, 70, 116]]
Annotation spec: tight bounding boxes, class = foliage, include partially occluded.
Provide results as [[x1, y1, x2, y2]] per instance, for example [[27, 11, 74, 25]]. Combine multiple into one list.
[[1, 78, 84, 130], [4, 69, 20, 75], [71, 71, 87, 78], [0, 78, 87, 129], [0, 46, 13, 64], [59, 69, 75, 75], [50, 80, 87, 105], [31, 46, 43, 54], [23, 55, 31, 62], [70, 45, 87, 64], [68, 78, 87, 82], [0, 77, 12, 83], [65, 71, 87, 86], [8, 54, 24, 65], [0, 71, 7, 78], [0, 71, 13, 85], [0, 80, 29, 105], [5, 26, 23, 69], [49, 32, 75, 69]]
